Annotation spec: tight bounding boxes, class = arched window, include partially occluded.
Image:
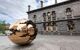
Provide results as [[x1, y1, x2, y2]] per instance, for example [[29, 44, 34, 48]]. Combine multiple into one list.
[[65, 8, 72, 19], [47, 12, 51, 22], [66, 8, 72, 12], [43, 13, 46, 22], [52, 11, 56, 20], [51, 11, 57, 32], [43, 13, 46, 31], [33, 15, 37, 22]]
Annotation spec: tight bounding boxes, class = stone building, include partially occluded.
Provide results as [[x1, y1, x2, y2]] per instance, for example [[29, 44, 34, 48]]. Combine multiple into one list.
[[27, 0, 80, 35]]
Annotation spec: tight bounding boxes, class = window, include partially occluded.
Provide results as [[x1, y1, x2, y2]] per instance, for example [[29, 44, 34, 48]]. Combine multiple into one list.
[[33, 15, 37, 22], [52, 21, 56, 26], [43, 13, 46, 22], [46, 12, 57, 32], [43, 13, 46, 31], [67, 20, 75, 31], [52, 21, 57, 32], [52, 11, 56, 20], [47, 12, 51, 22], [51, 11, 57, 32], [65, 8, 72, 19]]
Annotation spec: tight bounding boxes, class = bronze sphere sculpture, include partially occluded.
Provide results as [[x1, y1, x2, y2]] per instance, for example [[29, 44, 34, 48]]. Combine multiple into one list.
[[8, 20, 37, 45]]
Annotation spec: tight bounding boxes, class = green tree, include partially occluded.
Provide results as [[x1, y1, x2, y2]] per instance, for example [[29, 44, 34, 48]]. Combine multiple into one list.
[[0, 20, 6, 34]]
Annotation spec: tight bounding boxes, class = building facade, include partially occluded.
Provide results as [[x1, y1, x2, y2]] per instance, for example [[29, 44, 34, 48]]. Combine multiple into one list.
[[27, 0, 80, 35]]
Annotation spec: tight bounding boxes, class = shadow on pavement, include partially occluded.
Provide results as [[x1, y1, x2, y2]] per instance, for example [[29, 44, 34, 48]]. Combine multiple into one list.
[[6, 43, 34, 50], [14, 43, 33, 48]]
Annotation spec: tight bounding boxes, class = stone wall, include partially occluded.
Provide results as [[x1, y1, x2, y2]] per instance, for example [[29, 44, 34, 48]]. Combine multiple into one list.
[[28, 1, 80, 35]]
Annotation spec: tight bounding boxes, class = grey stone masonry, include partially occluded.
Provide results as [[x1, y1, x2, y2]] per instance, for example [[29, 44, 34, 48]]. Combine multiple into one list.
[[27, 0, 80, 35]]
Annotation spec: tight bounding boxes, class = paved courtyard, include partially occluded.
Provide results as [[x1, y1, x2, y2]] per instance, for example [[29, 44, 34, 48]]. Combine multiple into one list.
[[0, 35, 80, 50]]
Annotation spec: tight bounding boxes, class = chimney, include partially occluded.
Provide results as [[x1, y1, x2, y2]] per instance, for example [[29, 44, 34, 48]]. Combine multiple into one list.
[[40, 1, 43, 8], [55, 0, 57, 4], [28, 5, 30, 11]]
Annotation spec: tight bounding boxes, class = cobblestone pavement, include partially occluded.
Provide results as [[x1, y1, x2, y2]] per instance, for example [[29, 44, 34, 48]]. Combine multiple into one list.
[[0, 35, 80, 50]]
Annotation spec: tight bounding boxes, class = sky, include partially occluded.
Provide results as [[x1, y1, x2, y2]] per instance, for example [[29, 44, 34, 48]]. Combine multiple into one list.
[[0, 0, 67, 24]]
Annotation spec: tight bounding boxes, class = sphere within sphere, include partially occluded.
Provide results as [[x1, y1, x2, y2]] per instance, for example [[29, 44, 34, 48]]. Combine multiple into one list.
[[8, 20, 37, 45]]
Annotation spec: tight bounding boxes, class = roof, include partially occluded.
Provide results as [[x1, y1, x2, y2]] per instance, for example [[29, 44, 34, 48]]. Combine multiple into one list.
[[27, 0, 79, 14]]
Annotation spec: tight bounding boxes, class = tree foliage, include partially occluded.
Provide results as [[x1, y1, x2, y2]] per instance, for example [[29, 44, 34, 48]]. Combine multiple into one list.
[[0, 20, 6, 34]]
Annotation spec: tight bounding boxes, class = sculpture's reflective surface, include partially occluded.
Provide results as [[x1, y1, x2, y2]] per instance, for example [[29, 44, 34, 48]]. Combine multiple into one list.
[[8, 20, 37, 45]]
